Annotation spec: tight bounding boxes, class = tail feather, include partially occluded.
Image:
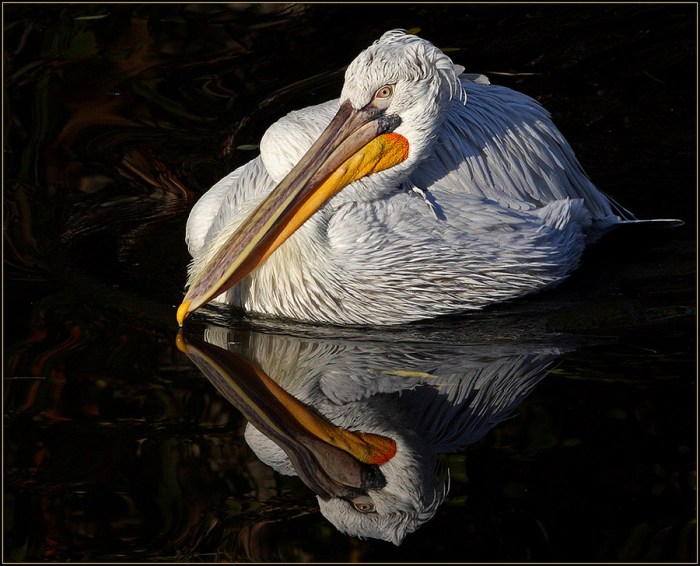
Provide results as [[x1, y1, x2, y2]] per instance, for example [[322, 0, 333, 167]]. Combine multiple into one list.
[[616, 218, 685, 228]]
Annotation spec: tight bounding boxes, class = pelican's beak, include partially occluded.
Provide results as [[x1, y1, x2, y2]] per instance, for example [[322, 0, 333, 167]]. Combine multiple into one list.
[[177, 101, 409, 325], [176, 330, 397, 500]]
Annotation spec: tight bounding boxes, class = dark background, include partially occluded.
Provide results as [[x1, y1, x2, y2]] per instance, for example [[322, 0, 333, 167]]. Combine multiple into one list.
[[3, 3, 696, 562]]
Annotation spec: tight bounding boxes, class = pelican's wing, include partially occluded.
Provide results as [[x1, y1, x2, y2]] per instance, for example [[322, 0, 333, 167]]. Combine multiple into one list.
[[184, 156, 276, 259], [259, 99, 339, 183], [186, 99, 341, 260], [394, 350, 559, 452], [409, 79, 630, 223]]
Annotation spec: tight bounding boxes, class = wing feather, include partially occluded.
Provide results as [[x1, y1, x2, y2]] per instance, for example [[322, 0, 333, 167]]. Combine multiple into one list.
[[411, 78, 629, 223]]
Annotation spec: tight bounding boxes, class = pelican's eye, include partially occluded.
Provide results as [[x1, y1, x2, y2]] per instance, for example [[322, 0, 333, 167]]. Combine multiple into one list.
[[371, 84, 394, 109], [351, 495, 376, 514], [374, 84, 394, 99]]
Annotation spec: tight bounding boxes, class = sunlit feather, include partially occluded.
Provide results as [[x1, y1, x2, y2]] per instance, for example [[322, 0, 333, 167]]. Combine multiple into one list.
[[183, 29, 661, 326]]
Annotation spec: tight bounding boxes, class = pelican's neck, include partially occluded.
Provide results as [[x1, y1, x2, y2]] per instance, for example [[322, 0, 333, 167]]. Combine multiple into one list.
[[225, 210, 340, 323]]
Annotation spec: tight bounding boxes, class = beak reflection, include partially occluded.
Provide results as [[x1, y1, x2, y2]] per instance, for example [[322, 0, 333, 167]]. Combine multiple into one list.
[[176, 329, 396, 501]]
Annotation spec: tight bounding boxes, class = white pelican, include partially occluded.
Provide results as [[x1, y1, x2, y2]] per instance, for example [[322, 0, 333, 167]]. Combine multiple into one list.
[[177, 323, 564, 545], [178, 29, 666, 326]]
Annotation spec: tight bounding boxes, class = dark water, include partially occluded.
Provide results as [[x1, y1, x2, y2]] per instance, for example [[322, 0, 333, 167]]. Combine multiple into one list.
[[3, 3, 696, 563]]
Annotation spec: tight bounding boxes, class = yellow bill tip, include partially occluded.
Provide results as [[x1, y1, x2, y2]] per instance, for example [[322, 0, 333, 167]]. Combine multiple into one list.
[[174, 329, 188, 353], [176, 300, 191, 327]]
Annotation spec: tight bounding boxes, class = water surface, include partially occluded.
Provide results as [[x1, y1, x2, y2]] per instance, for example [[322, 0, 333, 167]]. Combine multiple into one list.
[[3, 4, 696, 562]]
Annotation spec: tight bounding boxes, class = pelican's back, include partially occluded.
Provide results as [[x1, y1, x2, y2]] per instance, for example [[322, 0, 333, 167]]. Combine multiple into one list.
[[410, 76, 630, 227]]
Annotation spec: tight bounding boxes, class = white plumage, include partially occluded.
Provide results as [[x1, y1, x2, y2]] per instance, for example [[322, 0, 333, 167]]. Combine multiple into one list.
[[182, 29, 637, 326], [197, 323, 561, 545]]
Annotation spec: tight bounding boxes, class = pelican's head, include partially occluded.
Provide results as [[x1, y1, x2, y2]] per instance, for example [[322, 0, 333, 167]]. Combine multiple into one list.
[[177, 29, 466, 325], [316, 435, 450, 546], [245, 415, 450, 546], [341, 29, 464, 171]]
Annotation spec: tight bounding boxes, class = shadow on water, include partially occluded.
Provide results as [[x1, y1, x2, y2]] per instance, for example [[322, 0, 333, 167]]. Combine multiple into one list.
[[3, 3, 696, 563]]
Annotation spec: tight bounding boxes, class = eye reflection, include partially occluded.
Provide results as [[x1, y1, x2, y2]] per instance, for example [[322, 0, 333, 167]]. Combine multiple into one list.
[[352, 495, 376, 514]]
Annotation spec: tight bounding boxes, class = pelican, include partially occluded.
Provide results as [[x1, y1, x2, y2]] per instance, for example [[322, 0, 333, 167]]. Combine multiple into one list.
[[178, 29, 674, 326], [177, 323, 563, 545]]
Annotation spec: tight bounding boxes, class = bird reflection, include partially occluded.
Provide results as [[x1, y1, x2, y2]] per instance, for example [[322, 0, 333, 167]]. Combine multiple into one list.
[[177, 322, 564, 545]]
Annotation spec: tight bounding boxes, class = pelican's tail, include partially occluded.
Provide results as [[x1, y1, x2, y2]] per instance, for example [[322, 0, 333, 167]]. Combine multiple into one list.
[[594, 189, 685, 230], [615, 218, 685, 228]]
